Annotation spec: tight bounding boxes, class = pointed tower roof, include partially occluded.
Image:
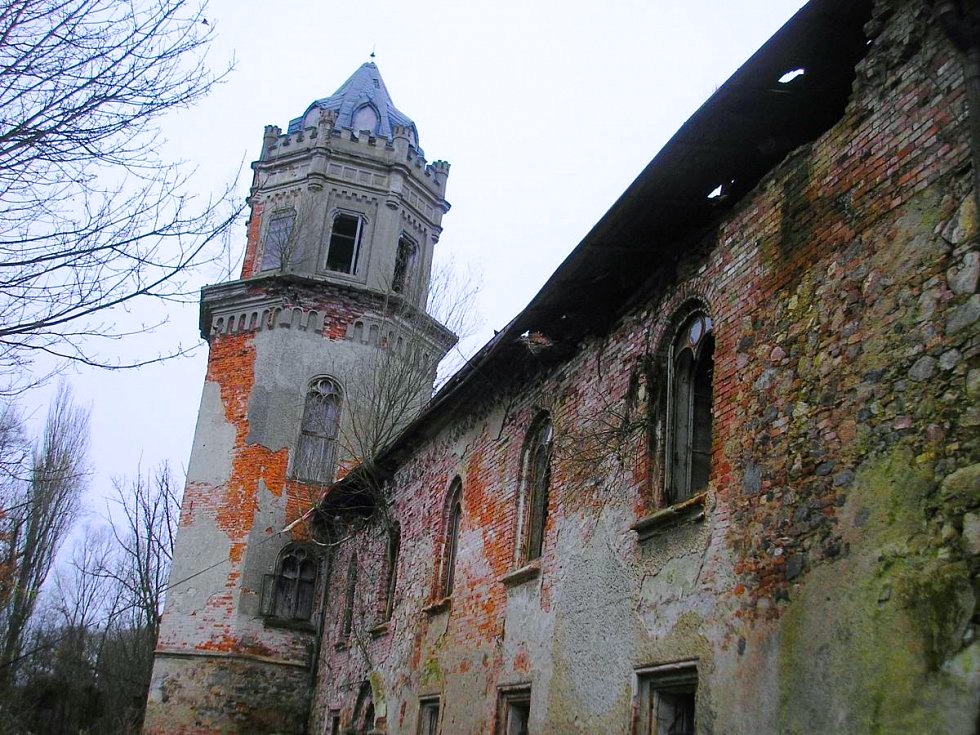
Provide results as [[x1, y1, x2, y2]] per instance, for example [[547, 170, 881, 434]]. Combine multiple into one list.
[[287, 62, 420, 149]]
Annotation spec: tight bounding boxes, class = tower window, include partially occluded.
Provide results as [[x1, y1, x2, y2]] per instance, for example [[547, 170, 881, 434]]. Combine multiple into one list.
[[294, 377, 341, 483], [392, 235, 418, 293], [667, 313, 714, 503], [260, 210, 296, 271], [326, 213, 364, 274], [266, 545, 317, 622], [517, 414, 553, 564]]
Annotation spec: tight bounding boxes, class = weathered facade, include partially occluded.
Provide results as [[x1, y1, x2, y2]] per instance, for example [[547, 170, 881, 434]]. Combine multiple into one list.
[[151, 0, 979, 732], [144, 62, 455, 733]]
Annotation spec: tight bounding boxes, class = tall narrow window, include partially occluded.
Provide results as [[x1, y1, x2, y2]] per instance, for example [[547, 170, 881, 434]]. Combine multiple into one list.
[[392, 235, 418, 293], [326, 213, 363, 274], [439, 478, 463, 598], [295, 377, 341, 483], [380, 524, 400, 622], [260, 210, 297, 271], [270, 546, 317, 622], [668, 313, 714, 503], [518, 414, 553, 563], [636, 662, 698, 735], [341, 554, 357, 640], [352, 681, 374, 735]]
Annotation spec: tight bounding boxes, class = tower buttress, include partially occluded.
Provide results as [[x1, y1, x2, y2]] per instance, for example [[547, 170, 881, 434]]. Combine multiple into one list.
[[145, 62, 455, 734]]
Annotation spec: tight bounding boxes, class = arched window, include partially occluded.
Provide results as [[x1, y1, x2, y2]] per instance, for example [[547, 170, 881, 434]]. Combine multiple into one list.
[[295, 377, 341, 483], [271, 546, 317, 621], [379, 524, 400, 622], [439, 478, 463, 598], [352, 680, 375, 735], [518, 413, 553, 564], [667, 312, 714, 503]]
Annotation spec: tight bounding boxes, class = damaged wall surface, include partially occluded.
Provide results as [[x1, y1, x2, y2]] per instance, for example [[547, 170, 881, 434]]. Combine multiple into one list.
[[149, 0, 979, 732]]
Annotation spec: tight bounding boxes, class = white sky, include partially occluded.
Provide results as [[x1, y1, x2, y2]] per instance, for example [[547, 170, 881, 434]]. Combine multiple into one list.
[[27, 0, 809, 526]]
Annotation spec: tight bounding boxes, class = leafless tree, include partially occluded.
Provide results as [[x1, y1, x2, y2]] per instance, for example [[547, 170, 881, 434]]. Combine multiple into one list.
[[0, 0, 241, 388], [0, 383, 89, 689]]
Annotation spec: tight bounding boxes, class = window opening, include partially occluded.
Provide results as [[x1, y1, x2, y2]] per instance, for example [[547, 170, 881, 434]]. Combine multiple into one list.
[[392, 235, 418, 294], [417, 698, 440, 735], [326, 710, 341, 735], [637, 662, 698, 735], [519, 414, 553, 563], [440, 478, 463, 597], [295, 377, 341, 483], [497, 687, 531, 735], [341, 554, 357, 640], [668, 313, 714, 503], [272, 546, 317, 621], [381, 525, 400, 621], [261, 210, 297, 271], [326, 213, 363, 274], [352, 681, 374, 735]]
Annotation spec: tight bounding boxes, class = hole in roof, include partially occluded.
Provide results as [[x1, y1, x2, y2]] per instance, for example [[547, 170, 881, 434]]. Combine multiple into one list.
[[707, 185, 724, 199], [778, 68, 805, 84]]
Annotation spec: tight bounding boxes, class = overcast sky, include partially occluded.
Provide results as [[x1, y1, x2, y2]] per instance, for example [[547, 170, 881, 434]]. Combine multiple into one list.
[[27, 0, 810, 527]]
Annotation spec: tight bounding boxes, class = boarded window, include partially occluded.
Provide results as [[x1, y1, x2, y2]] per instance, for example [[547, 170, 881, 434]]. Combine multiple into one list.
[[519, 414, 553, 563], [272, 546, 317, 621], [260, 210, 296, 271], [295, 377, 341, 483], [668, 314, 714, 503], [326, 213, 363, 274]]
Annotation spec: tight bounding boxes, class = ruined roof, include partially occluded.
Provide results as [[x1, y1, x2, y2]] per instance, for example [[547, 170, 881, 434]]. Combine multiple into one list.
[[287, 61, 420, 148], [329, 0, 876, 481]]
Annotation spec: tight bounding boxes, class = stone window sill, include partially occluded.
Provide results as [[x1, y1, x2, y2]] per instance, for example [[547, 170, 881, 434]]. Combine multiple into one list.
[[630, 491, 707, 542], [262, 615, 316, 633], [422, 597, 451, 615], [368, 621, 390, 638], [499, 561, 541, 587]]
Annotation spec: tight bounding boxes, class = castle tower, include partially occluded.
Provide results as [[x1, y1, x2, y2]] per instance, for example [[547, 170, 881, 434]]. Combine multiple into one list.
[[144, 62, 455, 734]]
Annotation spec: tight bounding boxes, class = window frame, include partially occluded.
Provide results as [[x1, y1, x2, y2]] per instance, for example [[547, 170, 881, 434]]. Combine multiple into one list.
[[260, 209, 297, 272], [325, 212, 365, 275], [635, 661, 698, 735], [263, 544, 319, 628], [496, 685, 531, 735], [340, 553, 358, 642], [416, 697, 441, 735], [294, 377, 342, 484], [438, 478, 463, 599], [392, 233, 418, 294], [516, 413, 553, 565], [378, 523, 401, 623], [665, 311, 714, 505]]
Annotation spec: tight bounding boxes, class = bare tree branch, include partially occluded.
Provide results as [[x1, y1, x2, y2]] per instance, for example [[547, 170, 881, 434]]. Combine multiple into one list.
[[0, 0, 242, 390]]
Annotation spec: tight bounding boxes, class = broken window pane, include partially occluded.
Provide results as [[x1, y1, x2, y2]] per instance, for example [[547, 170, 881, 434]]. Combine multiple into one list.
[[668, 314, 714, 503], [260, 210, 296, 271], [521, 415, 553, 563], [295, 377, 341, 483], [326, 213, 363, 274]]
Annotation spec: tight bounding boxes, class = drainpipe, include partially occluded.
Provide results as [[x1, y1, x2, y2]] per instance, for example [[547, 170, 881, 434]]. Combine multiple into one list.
[[932, 0, 980, 212]]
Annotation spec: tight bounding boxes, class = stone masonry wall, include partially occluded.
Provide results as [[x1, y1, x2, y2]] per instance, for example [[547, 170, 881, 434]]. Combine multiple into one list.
[[309, 2, 979, 733]]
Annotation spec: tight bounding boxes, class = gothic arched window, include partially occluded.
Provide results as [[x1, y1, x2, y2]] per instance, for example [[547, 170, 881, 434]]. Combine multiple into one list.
[[439, 478, 463, 598], [295, 377, 342, 483], [271, 545, 317, 622], [518, 413, 553, 564], [667, 312, 714, 503]]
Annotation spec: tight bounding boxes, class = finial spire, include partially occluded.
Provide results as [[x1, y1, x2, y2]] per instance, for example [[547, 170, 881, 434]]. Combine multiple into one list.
[[370, 45, 376, 60]]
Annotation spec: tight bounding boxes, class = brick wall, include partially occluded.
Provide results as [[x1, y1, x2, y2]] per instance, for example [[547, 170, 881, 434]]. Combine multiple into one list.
[[309, 2, 979, 733]]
